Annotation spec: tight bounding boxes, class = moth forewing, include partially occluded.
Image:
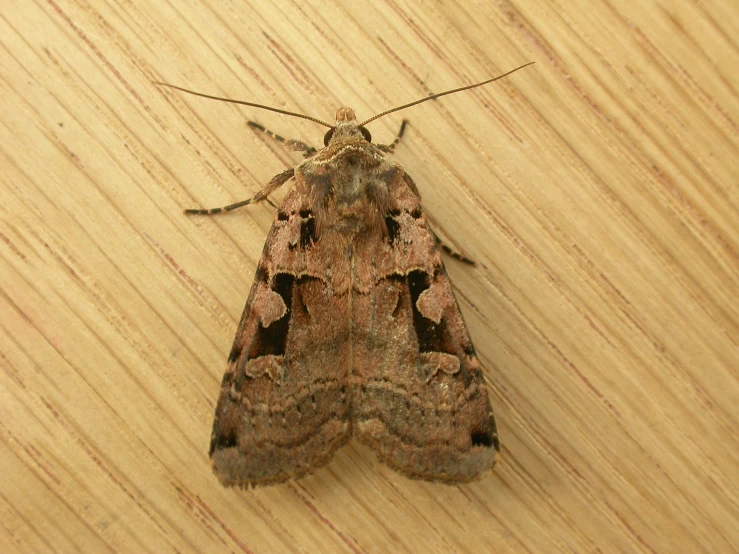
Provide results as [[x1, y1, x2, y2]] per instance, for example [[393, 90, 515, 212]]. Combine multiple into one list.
[[163, 63, 533, 486]]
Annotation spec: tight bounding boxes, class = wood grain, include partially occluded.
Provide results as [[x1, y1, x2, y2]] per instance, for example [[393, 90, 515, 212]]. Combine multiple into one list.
[[1, 1, 737, 552]]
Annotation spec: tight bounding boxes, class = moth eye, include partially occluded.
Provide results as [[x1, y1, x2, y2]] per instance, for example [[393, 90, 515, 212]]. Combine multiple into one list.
[[323, 128, 334, 146], [360, 127, 372, 142]]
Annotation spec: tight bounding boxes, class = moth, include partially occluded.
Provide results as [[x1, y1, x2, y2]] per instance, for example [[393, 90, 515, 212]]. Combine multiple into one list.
[[157, 62, 532, 486]]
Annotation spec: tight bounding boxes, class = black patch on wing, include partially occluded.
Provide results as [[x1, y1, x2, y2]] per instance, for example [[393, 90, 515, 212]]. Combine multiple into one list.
[[228, 265, 270, 363], [299, 211, 317, 248], [385, 212, 401, 244], [408, 270, 455, 355], [228, 272, 320, 367], [247, 273, 294, 359], [210, 425, 237, 454], [471, 430, 494, 447], [471, 416, 500, 452]]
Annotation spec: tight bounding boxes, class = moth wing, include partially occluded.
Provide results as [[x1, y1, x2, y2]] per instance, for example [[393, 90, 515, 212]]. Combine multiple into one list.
[[209, 185, 351, 487], [352, 174, 499, 483]]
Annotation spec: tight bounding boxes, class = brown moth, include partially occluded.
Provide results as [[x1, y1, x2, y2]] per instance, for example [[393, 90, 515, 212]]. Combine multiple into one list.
[[158, 62, 532, 487]]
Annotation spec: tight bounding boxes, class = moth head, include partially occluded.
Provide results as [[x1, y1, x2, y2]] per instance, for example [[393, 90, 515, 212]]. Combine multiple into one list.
[[323, 107, 372, 146]]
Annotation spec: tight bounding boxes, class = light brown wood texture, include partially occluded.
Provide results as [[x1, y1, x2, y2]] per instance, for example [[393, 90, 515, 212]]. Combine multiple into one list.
[[1, 1, 737, 553]]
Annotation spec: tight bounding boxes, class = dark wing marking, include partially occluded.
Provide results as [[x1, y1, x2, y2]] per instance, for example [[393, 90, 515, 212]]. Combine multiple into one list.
[[351, 174, 499, 483], [209, 182, 352, 487]]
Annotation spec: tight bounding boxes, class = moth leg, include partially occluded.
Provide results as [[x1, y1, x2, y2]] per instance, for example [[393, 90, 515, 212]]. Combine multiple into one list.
[[423, 210, 476, 265], [377, 119, 408, 153], [248, 121, 317, 158], [432, 230, 476, 266], [184, 167, 294, 215]]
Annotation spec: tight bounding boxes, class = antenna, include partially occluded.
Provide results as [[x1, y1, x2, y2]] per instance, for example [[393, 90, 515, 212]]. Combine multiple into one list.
[[154, 61, 534, 129]]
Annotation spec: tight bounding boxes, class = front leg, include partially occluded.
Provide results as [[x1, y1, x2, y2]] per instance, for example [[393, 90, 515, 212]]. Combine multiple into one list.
[[248, 121, 317, 158]]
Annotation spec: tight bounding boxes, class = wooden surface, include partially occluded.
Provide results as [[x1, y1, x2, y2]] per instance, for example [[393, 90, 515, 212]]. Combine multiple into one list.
[[1, 1, 737, 552]]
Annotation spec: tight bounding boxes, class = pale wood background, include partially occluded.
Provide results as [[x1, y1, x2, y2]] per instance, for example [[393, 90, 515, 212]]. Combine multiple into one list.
[[1, 1, 737, 553]]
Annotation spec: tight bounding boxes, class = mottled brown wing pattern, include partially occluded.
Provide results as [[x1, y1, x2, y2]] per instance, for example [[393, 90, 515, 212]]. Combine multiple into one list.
[[208, 108, 499, 487], [350, 174, 499, 482], [209, 182, 354, 487]]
